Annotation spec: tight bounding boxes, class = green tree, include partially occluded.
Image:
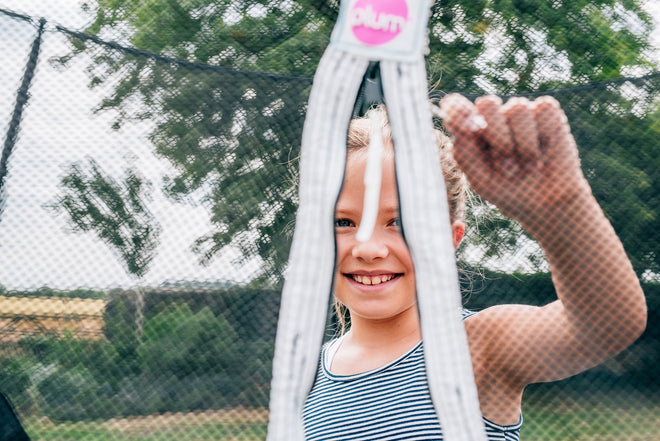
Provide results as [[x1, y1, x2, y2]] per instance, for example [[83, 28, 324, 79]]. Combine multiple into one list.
[[563, 79, 660, 278], [52, 158, 160, 277], [51, 159, 160, 342], [427, 0, 656, 93], [62, 0, 657, 279]]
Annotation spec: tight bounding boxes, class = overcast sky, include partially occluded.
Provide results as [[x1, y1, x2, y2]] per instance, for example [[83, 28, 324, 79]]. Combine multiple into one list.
[[0, 1, 263, 290], [0, 1, 658, 291]]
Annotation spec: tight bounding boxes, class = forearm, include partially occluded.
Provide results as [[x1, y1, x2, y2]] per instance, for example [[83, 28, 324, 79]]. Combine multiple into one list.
[[524, 191, 647, 351]]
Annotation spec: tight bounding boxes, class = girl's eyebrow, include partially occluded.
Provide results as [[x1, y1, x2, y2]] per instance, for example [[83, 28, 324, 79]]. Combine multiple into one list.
[[335, 204, 399, 214], [334, 197, 400, 216], [380, 203, 400, 216], [334, 206, 357, 218]]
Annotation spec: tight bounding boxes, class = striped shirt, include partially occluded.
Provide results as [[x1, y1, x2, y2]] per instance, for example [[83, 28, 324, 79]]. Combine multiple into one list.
[[302, 331, 522, 440]]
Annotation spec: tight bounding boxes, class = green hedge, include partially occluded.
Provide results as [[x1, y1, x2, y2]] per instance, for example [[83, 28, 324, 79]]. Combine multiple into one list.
[[1, 277, 657, 421], [1, 286, 279, 420]]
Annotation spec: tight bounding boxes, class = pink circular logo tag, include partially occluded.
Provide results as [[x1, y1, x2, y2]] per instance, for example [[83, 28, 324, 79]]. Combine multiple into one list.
[[350, 0, 409, 46]]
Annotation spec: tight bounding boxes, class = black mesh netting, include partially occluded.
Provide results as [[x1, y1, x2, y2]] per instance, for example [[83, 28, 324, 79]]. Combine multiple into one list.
[[0, 1, 658, 440]]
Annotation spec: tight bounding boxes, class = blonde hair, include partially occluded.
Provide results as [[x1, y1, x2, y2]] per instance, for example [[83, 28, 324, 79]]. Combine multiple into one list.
[[345, 106, 467, 223], [334, 106, 468, 334]]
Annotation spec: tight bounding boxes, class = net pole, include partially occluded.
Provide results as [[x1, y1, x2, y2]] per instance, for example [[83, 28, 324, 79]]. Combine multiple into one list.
[[0, 18, 45, 196]]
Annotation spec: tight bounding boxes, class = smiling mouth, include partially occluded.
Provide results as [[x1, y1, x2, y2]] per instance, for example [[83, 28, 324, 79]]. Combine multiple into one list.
[[349, 274, 400, 286]]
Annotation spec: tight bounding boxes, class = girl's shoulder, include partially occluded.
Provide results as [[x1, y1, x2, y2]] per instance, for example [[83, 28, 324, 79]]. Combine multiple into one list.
[[322, 334, 347, 368]]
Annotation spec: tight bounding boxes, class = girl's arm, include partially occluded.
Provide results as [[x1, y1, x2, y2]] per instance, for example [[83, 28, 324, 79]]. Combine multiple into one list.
[[439, 94, 647, 390]]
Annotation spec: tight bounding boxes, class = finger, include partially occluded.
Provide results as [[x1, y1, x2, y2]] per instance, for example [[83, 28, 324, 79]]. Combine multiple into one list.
[[438, 93, 486, 134], [475, 95, 517, 177], [438, 93, 485, 145], [475, 95, 514, 156], [533, 96, 575, 168], [503, 97, 541, 174], [439, 94, 491, 185]]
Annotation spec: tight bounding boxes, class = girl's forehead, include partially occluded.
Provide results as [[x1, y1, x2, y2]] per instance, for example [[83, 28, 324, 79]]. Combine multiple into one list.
[[345, 144, 396, 175], [346, 140, 395, 159], [339, 152, 400, 210], [344, 149, 396, 177]]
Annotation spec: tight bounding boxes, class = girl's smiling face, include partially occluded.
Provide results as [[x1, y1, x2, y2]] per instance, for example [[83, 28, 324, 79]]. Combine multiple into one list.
[[333, 149, 418, 324]]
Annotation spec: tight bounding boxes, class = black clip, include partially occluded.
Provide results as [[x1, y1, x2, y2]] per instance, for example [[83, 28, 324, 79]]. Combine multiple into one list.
[[352, 61, 385, 118]]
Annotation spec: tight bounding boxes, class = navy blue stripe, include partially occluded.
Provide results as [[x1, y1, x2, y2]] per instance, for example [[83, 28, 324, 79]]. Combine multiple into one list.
[[303, 334, 521, 441]]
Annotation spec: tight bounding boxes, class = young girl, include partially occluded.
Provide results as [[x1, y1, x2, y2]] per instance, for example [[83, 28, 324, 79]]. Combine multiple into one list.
[[301, 94, 647, 440]]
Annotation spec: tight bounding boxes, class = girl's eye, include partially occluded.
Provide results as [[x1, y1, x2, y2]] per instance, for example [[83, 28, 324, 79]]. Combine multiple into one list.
[[334, 218, 354, 228], [389, 217, 402, 228]]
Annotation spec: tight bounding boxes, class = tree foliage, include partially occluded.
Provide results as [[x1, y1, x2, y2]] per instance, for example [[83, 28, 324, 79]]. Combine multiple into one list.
[[62, 0, 658, 280], [52, 158, 160, 277]]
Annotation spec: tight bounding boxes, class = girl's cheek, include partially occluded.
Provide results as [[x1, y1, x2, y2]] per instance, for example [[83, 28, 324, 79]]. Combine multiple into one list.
[[335, 235, 352, 259], [335, 235, 347, 265]]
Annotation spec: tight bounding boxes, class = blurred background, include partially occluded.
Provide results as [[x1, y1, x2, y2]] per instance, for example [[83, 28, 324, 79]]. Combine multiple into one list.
[[0, 1, 658, 439]]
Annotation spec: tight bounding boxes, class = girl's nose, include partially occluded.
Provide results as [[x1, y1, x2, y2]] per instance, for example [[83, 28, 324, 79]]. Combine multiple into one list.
[[351, 232, 389, 261]]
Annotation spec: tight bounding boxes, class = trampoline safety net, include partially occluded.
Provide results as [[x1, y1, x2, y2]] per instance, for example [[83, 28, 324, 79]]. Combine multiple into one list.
[[0, 1, 658, 440]]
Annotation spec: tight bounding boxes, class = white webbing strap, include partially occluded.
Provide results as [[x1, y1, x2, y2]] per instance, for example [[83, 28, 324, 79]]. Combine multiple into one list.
[[355, 109, 385, 242], [381, 59, 487, 441], [267, 1, 487, 440], [266, 47, 369, 440]]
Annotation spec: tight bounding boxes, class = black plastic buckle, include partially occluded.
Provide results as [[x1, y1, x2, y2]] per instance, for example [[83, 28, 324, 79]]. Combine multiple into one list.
[[352, 61, 385, 118]]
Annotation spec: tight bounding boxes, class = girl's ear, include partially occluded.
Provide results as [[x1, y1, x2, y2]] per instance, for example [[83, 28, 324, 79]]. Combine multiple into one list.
[[452, 221, 465, 249]]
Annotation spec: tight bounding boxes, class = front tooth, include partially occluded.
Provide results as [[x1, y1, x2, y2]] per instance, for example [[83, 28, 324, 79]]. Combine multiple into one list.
[[363, 277, 372, 285], [372, 276, 381, 285]]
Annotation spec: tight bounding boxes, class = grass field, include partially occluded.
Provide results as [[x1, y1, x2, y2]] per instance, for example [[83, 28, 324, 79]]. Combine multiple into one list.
[[26, 408, 268, 441], [522, 396, 659, 440], [23, 394, 660, 441]]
